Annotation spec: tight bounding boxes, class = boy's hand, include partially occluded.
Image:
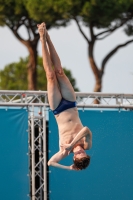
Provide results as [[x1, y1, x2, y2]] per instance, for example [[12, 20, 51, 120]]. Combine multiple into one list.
[[37, 22, 46, 40], [70, 164, 80, 171], [60, 143, 72, 154]]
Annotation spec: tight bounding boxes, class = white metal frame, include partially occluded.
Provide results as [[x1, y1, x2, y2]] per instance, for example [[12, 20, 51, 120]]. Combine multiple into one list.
[[0, 90, 133, 200], [0, 90, 133, 108]]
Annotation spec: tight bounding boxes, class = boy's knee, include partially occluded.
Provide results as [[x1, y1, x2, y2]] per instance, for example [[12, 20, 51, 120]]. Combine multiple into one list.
[[46, 71, 55, 81], [55, 68, 64, 76]]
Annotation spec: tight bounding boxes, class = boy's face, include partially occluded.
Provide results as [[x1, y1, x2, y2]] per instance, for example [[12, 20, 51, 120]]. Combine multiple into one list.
[[73, 149, 87, 160]]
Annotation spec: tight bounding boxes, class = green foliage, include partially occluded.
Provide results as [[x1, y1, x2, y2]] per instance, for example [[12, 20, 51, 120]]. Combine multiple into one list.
[[0, 57, 79, 91], [24, 0, 70, 28], [0, 57, 28, 90], [0, 0, 28, 26], [25, 0, 132, 29], [0, 0, 46, 40]]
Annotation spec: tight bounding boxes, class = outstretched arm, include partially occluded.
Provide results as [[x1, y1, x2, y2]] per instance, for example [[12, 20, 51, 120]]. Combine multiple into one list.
[[48, 150, 78, 170]]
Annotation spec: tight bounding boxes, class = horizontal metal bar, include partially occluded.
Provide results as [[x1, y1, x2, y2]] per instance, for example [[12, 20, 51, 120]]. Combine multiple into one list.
[[0, 103, 49, 106], [28, 116, 45, 119], [0, 90, 48, 95], [77, 104, 133, 108], [0, 91, 133, 109], [0, 90, 133, 98], [75, 92, 133, 98], [0, 103, 133, 108]]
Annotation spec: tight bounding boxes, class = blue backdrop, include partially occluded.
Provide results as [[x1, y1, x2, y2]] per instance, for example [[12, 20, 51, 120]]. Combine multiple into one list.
[[48, 109, 133, 200], [0, 107, 29, 200]]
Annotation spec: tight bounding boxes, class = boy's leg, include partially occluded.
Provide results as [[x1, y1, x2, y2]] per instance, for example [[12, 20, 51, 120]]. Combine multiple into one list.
[[46, 31, 76, 102], [38, 23, 62, 110]]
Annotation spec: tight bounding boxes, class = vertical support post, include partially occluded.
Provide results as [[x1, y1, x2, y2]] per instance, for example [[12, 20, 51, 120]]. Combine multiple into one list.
[[39, 107, 43, 200], [121, 94, 123, 105], [43, 106, 47, 200], [31, 105, 35, 200], [116, 96, 119, 105]]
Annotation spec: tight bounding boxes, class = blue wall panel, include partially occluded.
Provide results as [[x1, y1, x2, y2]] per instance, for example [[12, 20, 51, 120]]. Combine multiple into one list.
[[48, 109, 133, 200], [0, 108, 29, 200]]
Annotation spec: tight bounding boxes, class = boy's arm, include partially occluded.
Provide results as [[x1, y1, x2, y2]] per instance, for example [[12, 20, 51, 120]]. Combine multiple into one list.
[[83, 128, 92, 149], [48, 150, 78, 170], [62, 127, 92, 151], [71, 126, 92, 149]]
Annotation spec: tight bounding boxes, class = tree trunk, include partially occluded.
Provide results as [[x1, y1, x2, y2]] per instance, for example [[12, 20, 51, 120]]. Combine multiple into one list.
[[11, 28, 39, 90], [88, 43, 102, 104], [74, 19, 103, 103], [74, 18, 133, 105], [93, 77, 102, 104], [27, 45, 38, 90], [93, 77, 102, 92]]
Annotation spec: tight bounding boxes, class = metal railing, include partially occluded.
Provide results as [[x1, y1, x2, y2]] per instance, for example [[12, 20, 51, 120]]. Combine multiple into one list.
[[0, 90, 133, 108]]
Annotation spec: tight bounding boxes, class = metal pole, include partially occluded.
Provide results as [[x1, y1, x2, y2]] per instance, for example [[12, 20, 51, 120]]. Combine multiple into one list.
[[38, 107, 43, 200], [0, 103, 133, 108], [43, 106, 47, 200], [31, 105, 35, 200]]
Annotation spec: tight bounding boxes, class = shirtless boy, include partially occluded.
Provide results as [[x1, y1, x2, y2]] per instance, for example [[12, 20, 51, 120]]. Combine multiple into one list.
[[37, 22, 92, 171]]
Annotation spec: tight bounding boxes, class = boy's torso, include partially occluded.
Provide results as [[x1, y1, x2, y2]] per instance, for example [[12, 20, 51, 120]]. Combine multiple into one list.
[[55, 107, 84, 147]]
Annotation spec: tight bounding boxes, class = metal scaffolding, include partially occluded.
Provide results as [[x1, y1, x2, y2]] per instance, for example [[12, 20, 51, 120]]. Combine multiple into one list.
[[0, 90, 133, 200]]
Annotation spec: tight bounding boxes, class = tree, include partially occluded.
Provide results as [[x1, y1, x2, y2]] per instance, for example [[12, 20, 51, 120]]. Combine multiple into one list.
[[0, 0, 66, 90], [0, 0, 40, 90], [26, 0, 133, 102], [0, 56, 79, 91]]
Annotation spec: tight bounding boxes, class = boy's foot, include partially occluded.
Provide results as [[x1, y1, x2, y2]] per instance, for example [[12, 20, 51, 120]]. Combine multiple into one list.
[[37, 22, 46, 41]]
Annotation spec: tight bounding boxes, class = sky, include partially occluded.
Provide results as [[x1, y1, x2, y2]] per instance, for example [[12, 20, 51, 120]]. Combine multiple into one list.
[[0, 21, 133, 93]]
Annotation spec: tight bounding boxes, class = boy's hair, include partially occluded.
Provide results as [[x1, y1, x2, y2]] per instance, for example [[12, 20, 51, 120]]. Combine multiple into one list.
[[73, 155, 90, 170]]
